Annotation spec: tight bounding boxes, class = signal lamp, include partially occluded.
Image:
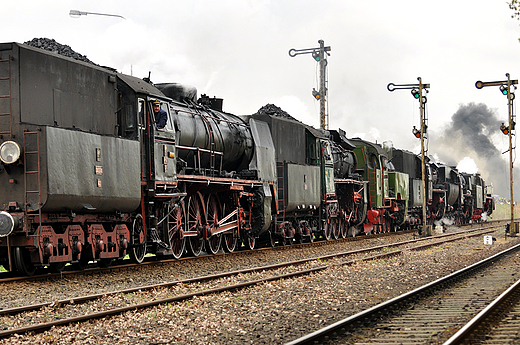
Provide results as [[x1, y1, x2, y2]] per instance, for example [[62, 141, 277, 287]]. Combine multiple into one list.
[[412, 126, 421, 138], [500, 123, 510, 135], [312, 88, 320, 100], [411, 89, 420, 99], [312, 51, 320, 61], [500, 85, 508, 95]]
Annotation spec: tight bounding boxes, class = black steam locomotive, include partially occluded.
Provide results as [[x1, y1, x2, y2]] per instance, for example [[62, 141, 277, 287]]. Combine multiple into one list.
[[389, 148, 494, 228], [0, 42, 493, 275]]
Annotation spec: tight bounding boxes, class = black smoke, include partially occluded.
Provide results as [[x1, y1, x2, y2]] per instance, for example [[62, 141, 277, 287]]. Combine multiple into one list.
[[431, 102, 517, 199]]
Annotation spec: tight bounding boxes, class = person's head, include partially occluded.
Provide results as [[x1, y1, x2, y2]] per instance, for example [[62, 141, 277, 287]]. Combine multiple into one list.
[[152, 100, 161, 112]]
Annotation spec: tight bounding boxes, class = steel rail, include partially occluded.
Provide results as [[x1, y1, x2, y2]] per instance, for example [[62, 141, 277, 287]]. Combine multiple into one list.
[[284, 241, 520, 345], [443, 277, 520, 345], [0, 225, 504, 338], [0, 223, 501, 283], [0, 229, 444, 315], [0, 230, 407, 283]]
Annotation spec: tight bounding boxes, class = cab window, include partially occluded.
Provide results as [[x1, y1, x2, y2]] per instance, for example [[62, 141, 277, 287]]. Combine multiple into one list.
[[138, 99, 145, 130], [371, 154, 379, 170], [151, 101, 173, 131]]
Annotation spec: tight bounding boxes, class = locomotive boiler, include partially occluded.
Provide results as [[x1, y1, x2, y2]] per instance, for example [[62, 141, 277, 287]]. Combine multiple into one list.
[[155, 84, 254, 175], [329, 129, 358, 179]]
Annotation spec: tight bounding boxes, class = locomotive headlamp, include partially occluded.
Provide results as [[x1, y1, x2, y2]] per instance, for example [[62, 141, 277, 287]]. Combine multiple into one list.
[[0, 211, 14, 237], [0, 141, 22, 164]]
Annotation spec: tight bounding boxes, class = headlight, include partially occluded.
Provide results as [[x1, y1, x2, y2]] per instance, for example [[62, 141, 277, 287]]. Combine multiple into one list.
[[0, 141, 22, 164], [0, 211, 14, 237]]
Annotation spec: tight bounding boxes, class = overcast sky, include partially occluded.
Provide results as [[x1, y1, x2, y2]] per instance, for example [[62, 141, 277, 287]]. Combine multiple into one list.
[[4, 1, 520, 197]]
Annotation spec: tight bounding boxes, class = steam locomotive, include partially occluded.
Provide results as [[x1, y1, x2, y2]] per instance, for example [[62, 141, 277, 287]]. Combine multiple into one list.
[[0, 42, 493, 275], [387, 147, 494, 228]]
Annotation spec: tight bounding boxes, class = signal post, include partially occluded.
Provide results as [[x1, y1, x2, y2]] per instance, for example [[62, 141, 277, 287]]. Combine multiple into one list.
[[289, 40, 331, 130], [387, 78, 430, 236], [476, 74, 517, 235]]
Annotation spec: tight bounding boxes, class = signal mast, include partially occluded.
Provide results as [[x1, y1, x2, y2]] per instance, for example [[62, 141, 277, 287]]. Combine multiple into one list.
[[476, 74, 517, 235], [289, 40, 331, 130], [387, 78, 430, 236]]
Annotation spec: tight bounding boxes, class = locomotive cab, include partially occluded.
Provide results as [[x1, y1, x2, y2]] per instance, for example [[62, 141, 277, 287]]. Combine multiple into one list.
[[116, 73, 177, 185]]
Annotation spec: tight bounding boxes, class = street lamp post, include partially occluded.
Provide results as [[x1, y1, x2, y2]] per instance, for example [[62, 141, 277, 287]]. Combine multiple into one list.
[[69, 10, 125, 19]]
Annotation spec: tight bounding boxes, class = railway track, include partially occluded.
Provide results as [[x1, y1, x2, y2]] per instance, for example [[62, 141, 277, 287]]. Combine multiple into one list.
[[0, 224, 505, 340], [0, 220, 506, 283], [0, 230, 414, 282], [444, 272, 520, 344], [284, 236, 520, 345]]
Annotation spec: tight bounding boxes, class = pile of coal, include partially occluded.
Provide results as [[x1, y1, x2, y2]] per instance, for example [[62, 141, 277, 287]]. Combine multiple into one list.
[[254, 104, 299, 122], [23, 38, 96, 65]]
